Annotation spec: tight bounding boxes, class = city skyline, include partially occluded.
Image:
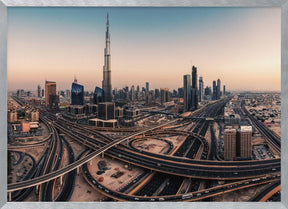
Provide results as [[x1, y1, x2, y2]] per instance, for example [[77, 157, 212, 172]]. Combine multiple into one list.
[[8, 7, 280, 92]]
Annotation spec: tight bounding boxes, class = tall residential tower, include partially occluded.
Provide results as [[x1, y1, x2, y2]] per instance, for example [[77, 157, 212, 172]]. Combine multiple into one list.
[[217, 78, 221, 99], [212, 80, 217, 100], [37, 85, 41, 98], [102, 12, 112, 102], [237, 126, 252, 158], [183, 75, 191, 111], [199, 76, 204, 102], [45, 81, 56, 107], [191, 65, 198, 110], [71, 77, 84, 105], [224, 127, 237, 160]]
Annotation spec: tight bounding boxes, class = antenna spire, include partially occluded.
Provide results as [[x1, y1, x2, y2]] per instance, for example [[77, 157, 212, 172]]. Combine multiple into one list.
[[107, 9, 109, 27], [74, 74, 77, 83]]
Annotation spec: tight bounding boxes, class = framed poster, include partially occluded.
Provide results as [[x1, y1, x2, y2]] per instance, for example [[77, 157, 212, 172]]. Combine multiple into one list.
[[0, 0, 287, 209]]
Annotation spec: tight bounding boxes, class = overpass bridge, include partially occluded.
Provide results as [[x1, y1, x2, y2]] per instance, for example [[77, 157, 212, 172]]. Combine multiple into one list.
[[141, 109, 227, 121], [81, 160, 280, 202], [7, 119, 179, 193], [249, 180, 281, 202], [8, 96, 281, 200], [8, 114, 281, 194]]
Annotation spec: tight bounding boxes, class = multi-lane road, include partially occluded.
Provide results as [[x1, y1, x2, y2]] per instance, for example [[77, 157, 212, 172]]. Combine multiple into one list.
[[8, 118, 179, 192], [8, 96, 281, 202], [81, 160, 280, 202], [241, 104, 281, 154]]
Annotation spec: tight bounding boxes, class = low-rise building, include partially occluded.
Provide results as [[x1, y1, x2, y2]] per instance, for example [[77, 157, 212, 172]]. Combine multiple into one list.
[[124, 108, 141, 119], [88, 118, 118, 128], [115, 107, 124, 119], [65, 105, 86, 120], [8, 111, 17, 123], [21, 122, 30, 133], [30, 110, 39, 122]]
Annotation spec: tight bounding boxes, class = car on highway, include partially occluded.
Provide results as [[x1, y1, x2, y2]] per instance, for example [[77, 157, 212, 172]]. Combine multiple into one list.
[[182, 194, 193, 199]]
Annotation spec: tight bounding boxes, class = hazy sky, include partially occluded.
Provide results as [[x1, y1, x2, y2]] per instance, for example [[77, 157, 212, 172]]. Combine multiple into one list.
[[8, 7, 281, 92]]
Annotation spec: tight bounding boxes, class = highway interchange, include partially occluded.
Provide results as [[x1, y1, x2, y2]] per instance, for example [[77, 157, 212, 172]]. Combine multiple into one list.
[[7, 96, 281, 202]]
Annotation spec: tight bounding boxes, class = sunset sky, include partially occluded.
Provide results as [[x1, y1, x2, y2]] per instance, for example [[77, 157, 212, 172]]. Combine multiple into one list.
[[7, 7, 281, 92]]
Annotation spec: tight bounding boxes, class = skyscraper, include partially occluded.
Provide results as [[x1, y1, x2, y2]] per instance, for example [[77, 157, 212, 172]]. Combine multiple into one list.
[[41, 89, 45, 97], [37, 85, 41, 98], [131, 85, 135, 101], [204, 86, 211, 100], [199, 76, 204, 102], [71, 78, 84, 105], [223, 85, 226, 96], [49, 94, 59, 110], [102, 12, 112, 102], [146, 82, 149, 93], [59, 91, 65, 97], [173, 89, 178, 97], [183, 75, 191, 111], [160, 88, 170, 105], [217, 78, 221, 99], [66, 90, 71, 99], [191, 65, 198, 110], [93, 87, 104, 104], [178, 87, 184, 98], [98, 102, 115, 120], [147, 90, 154, 105], [204, 86, 210, 96], [125, 86, 130, 100], [45, 81, 56, 107], [165, 90, 170, 103], [212, 80, 217, 100], [237, 126, 252, 158], [136, 85, 140, 100], [224, 128, 237, 160], [155, 89, 160, 99]]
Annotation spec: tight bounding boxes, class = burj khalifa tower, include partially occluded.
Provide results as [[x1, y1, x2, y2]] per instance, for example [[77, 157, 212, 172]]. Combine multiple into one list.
[[102, 12, 112, 102]]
